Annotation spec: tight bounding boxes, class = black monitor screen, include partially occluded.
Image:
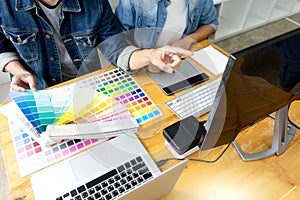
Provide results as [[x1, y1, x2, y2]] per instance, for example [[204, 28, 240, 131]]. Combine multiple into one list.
[[200, 44, 300, 152]]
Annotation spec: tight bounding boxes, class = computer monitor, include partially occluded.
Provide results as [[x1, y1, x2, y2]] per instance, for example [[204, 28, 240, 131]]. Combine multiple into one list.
[[164, 47, 299, 161], [199, 48, 299, 160]]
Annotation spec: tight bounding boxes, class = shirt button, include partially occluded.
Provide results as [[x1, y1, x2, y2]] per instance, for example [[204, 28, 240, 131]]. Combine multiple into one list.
[[45, 34, 51, 39], [49, 57, 55, 61], [87, 38, 92, 45], [51, 78, 57, 82], [17, 35, 22, 43]]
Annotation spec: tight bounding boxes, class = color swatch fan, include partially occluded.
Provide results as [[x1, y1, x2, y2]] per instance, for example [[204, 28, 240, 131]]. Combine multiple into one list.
[[9, 87, 139, 146], [9, 90, 56, 134]]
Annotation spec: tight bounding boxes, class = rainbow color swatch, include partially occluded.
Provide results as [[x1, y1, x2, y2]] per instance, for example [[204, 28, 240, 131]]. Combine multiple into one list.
[[5, 67, 161, 177]]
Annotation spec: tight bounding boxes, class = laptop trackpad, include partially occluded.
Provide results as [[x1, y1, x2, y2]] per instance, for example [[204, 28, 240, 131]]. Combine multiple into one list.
[[69, 141, 136, 182]]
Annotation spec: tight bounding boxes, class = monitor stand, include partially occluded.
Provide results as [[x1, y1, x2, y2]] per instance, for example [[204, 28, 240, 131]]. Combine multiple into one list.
[[232, 104, 297, 161]]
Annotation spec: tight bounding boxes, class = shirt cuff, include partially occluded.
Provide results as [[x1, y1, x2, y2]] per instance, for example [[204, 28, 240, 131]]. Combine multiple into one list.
[[0, 52, 21, 72], [117, 45, 140, 74], [209, 23, 218, 32]]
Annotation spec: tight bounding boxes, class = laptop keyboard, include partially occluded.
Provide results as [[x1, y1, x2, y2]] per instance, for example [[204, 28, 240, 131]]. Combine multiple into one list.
[[165, 78, 221, 119], [56, 156, 153, 200]]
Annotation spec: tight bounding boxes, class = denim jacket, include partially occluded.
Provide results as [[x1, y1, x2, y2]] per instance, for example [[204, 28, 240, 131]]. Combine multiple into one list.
[[116, 0, 218, 48], [0, 0, 126, 89]]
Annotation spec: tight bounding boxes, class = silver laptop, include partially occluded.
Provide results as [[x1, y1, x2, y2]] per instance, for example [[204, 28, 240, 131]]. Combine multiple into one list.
[[31, 133, 187, 200]]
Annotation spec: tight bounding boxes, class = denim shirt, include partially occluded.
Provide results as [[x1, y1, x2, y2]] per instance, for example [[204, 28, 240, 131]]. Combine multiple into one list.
[[0, 0, 126, 89], [116, 0, 218, 48]]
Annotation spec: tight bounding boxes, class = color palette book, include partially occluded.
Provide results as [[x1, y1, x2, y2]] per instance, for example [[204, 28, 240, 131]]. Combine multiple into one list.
[[1, 67, 161, 177]]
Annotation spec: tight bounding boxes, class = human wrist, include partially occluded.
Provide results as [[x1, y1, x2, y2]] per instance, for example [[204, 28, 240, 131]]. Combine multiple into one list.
[[5, 61, 29, 76], [144, 49, 155, 66], [0, 52, 22, 72], [129, 49, 153, 70]]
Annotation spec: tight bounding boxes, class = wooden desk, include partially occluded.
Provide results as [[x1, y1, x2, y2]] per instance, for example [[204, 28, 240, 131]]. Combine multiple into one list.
[[1, 41, 300, 200]]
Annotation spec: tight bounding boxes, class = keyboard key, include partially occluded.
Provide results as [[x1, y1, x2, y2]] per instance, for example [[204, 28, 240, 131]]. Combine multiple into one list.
[[131, 180, 138, 186], [126, 175, 133, 182], [117, 165, 125, 172], [88, 188, 95, 195], [136, 156, 142, 162], [81, 191, 88, 198], [137, 177, 143, 183], [120, 171, 127, 178], [94, 192, 101, 199], [112, 190, 119, 197], [138, 166, 149, 175], [77, 185, 86, 193], [108, 178, 114, 184], [118, 186, 125, 194], [114, 175, 121, 181], [133, 172, 139, 178], [124, 162, 131, 168], [107, 185, 114, 192], [101, 181, 108, 188], [120, 178, 127, 185], [130, 159, 137, 166], [124, 183, 131, 190], [114, 182, 121, 188], [143, 172, 153, 180], [70, 189, 77, 197], [95, 185, 102, 191], [101, 188, 108, 195], [132, 162, 146, 172], [105, 193, 113, 200], [75, 195, 82, 200]]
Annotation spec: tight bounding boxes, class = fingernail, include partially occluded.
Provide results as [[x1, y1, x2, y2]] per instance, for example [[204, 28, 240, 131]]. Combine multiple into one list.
[[165, 68, 173, 73]]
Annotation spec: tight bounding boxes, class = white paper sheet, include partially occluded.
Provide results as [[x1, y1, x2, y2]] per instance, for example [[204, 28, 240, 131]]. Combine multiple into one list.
[[191, 45, 229, 76]]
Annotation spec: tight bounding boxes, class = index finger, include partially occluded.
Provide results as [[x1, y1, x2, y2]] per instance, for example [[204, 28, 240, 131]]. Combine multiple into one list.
[[167, 55, 182, 69]]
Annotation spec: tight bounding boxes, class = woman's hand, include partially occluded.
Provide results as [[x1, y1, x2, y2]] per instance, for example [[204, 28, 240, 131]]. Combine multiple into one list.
[[5, 61, 36, 92], [10, 73, 36, 92], [129, 46, 193, 73]]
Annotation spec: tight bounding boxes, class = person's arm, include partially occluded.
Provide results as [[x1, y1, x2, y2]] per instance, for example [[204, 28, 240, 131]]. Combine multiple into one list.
[[0, 23, 36, 91], [173, 0, 218, 50], [4, 60, 36, 92], [128, 48, 181, 73], [117, 45, 193, 74], [172, 25, 216, 50]]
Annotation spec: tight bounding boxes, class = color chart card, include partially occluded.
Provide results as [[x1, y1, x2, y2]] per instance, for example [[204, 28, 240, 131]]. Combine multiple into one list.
[[3, 67, 161, 177], [8, 121, 104, 177], [76, 68, 162, 124]]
